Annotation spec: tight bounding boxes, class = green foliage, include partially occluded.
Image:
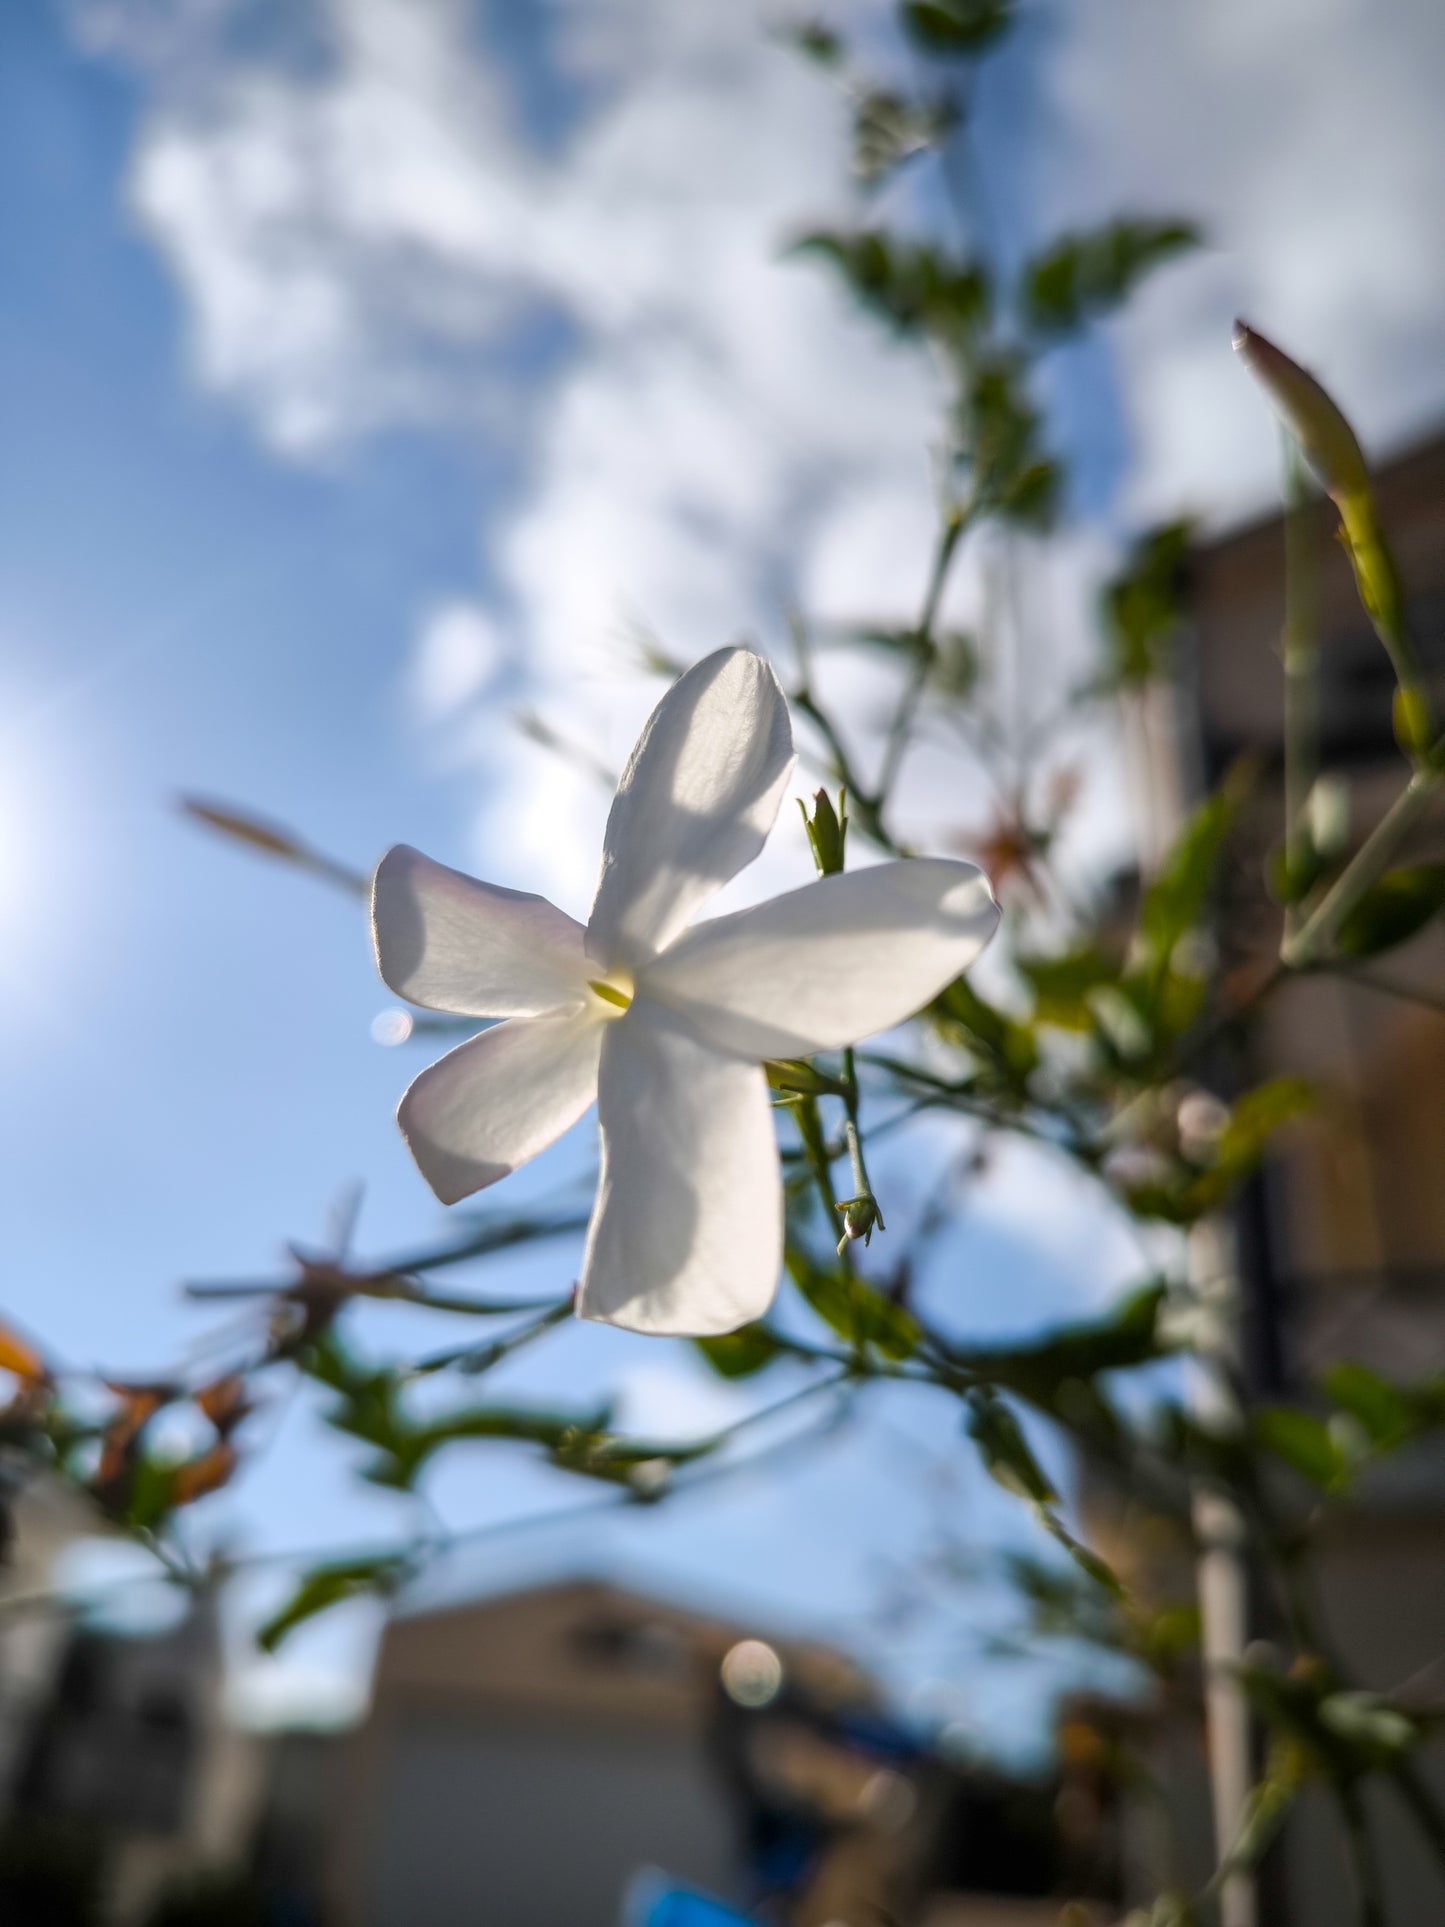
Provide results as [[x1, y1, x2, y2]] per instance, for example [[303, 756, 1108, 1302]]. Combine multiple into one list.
[[1101, 519, 1195, 687], [967, 1391, 1058, 1505], [969, 1393, 1126, 1597], [304, 1333, 615, 1488], [786, 1248, 921, 1359], [1334, 861, 1445, 957], [785, 21, 846, 66], [1016, 945, 1121, 1030], [1321, 1362, 1412, 1450], [695, 1325, 786, 1379], [258, 1554, 411, 1653], [954, 1281, 1170, 1411], [931, 975, 1038, 1095], [1254, 1405, 1348, 1491], [1122, 1078, 1313, 1225], [1138, 778, 1245, 966], [957, 352, 1062, 526], [794, 231, 990, 348], [899, 0, 1014, 58], [1021, 220, 1201, 337], [1242, 1662, 1421, 1785], [852, 89, 958, 183]]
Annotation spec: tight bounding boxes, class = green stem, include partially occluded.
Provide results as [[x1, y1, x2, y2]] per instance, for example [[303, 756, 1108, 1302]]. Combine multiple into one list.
[[1283, 767, 1441, 970], [873, 505, 969, 819], [1282, 446, 1319, 942]]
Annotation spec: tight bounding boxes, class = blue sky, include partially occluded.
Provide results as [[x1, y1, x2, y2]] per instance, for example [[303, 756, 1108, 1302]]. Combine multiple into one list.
[[4, 0, 1445, 1754]]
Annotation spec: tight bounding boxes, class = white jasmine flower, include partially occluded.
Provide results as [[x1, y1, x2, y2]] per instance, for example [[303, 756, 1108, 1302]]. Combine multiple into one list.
[[372, 647, 998, 1336]]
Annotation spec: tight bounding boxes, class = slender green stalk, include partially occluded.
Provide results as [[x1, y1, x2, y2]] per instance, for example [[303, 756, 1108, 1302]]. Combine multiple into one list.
[[1283, 766, 1441, 969], [1281, 446, 1320, 943], [874, 505, 969, 812]]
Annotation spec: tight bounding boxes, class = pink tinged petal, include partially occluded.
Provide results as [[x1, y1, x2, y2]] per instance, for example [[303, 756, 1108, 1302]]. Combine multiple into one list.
[[397, 1007, 604, 1206], [586, 647, 796, 974], [641, 858, 1000, 1060], [577, 1004, 783, 1336], [372, 844, 590, 1017]]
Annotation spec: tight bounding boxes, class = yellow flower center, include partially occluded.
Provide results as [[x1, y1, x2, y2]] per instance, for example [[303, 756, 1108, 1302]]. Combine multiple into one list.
[[587, 975, 633, 1014]]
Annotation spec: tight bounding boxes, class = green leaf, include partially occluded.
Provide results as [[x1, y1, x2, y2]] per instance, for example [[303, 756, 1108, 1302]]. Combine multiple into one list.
[[967, 1392, 1058, 1506], [1016, 946, 1121, 1031], [1137, 776, 1244, 964], [1335, 863, 1445, 958], [1100, 520, 1195, 687], [792, 231, 989, 348], [996, 458, 1062, 528], [931, 975, 1038, 1091], [1322, 1362, 1411, 1449], [957, 353, 1062, 529], [1037, 1511, 1125, 1600], [258, 1556, 410, 1654], [1021, 220, 1201, 337], [1214, 1078, 1313, 1176], [784, 21, 846, 66], [380, 1400, 614, 1489], [786, 1249, 921, 1360], [695, 1326, 785, 1379], [1254, 1406, 1347, 1490], [954, 1282, 1169, 1407], [852, 89, 958, 184], [900, 0, 1013, 57]]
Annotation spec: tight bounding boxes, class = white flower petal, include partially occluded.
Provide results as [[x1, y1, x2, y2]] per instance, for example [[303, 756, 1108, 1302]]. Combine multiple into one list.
[[577, 1004, 782, 1335], [397, 1007, 604, 1205], [373, 844, 590, 1017], [641, 859, 999, 1059], [586, 647, 795, 974]]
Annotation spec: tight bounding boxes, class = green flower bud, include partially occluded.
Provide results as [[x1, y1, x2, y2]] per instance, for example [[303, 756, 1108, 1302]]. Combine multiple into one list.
[[835, 1191, 884, 1251], [1232, 321, 1370, 507], [799, 787, 848, 876]]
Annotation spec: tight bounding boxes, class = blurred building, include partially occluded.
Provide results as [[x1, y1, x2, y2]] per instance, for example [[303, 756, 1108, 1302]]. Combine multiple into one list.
[[1189, 426, 1445, 1397], [1117, 425, 1445, 1921], [0, 1474, 265, 1925], [318, 1573, 1086, 1927]]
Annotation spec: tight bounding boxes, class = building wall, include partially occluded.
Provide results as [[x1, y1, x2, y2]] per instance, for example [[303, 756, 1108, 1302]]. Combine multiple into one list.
[[326, 1581, 872, 1927], [357, 1708, 738, 1927]]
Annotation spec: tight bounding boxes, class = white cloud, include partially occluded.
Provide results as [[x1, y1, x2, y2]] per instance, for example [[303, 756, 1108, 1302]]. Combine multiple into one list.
[[409, 599, 503, 720], [70, 0, 1445, 985], [1036, 0, 1445, 523], [77, 0, 1445, 904]]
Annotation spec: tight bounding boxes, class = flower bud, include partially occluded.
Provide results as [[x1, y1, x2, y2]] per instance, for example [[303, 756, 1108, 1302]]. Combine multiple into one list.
[[799, 787, 848, 876], [836, 1191, 884, 1250], [1232, 321, 1369, 506]]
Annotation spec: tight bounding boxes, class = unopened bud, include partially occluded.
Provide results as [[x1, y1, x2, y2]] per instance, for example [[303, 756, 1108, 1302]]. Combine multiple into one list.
[[1232, 321, 1370, 507], [799, 787, 848, 876], [836, 1191, 884, 1251]]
